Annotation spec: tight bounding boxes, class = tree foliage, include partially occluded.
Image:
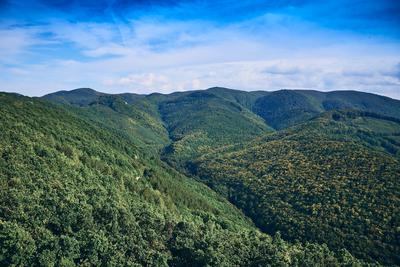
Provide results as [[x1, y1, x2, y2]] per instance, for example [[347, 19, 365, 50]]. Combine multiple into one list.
[[194, 111, 400, 265], [0, 93, 364, 266]]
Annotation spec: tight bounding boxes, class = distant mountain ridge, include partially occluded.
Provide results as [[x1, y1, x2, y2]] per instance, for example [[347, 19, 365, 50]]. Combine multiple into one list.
[[43, 87, 400, 129], [42, 86, 400, 165]]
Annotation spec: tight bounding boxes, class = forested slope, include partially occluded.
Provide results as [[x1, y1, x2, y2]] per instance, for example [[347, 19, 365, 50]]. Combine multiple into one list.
[[0, 92, 363, 266], [193, 111, 400, 265], [71, 94, 169, 153], [252, 90, 400, 129], [156, 91, 271, 165], [37, 87, 400, 265]]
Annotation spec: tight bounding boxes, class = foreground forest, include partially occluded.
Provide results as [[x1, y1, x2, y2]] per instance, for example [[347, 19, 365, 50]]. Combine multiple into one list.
[[1, 87, 400, 266], [193, 111, 400, 264]]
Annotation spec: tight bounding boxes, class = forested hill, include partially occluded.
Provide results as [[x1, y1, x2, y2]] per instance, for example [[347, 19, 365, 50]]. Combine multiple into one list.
[[43, 88, 145, 106], [43, 87, 400, 165], [0, 92, 366, 266], [2, 87, 400, 265], [251, 89, 400, 129], [44, 87, 400, 131]]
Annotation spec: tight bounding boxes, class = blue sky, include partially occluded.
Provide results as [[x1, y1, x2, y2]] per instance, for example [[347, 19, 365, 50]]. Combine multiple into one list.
[[0, 0, 399, 98]]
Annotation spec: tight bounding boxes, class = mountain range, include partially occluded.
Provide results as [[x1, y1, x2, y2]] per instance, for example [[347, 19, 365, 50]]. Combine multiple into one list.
[[1, 87, 399, 266]]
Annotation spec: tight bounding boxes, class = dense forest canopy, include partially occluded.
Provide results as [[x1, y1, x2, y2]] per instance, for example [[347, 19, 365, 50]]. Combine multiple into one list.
[[193, 111, 400, 265], [1, 87, 400, 266]]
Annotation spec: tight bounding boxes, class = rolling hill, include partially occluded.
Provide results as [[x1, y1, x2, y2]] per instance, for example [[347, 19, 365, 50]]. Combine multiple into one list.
[[43, 88, 145, 106], [15, 86, 399, 265], [43, 87, 400, 165], [252, 89, 400, 129], [156, 90, 271, 166], [0, 92, 364, 266]]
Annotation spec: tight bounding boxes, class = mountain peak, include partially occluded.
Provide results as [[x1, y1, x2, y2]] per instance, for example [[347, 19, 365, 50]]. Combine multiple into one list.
[[42, 87, 104, 106], [69, 87, 99, 94]]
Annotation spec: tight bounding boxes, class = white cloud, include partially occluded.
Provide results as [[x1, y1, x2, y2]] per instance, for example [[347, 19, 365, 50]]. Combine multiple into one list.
[[97, 59, 400, 98], [106, 73, 169, 89], [0, 26, 50, 62], [0, 14, 399, 99]]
